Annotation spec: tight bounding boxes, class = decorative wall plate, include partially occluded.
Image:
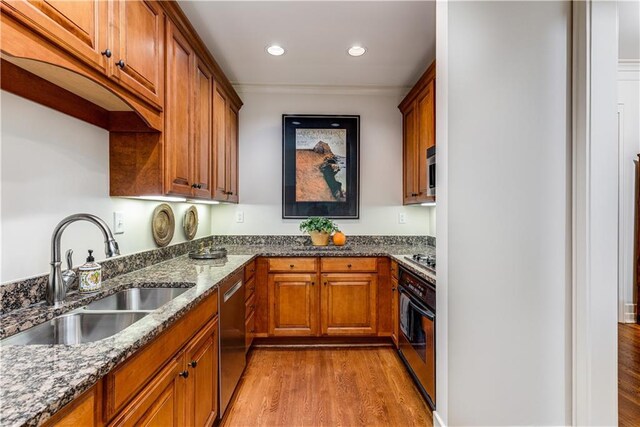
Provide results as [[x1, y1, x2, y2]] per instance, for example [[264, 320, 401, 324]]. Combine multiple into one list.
[[183, 206, 199, 240], [151, 204, 175, 247]]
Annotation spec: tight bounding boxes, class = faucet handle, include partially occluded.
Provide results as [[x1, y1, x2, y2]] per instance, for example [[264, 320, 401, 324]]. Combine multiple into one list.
[[65, 249, 73, 271]]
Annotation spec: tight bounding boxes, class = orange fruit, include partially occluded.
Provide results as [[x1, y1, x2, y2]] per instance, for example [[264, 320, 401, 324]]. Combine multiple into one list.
[[332, 231, 346, 246]]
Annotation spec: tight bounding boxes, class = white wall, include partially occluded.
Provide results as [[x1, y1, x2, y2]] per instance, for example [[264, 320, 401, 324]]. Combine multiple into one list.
[[0, 91, 212, 283], [210, 89, 433, 235], [438, 1, 572, 425], [618, 63, 640, 323]]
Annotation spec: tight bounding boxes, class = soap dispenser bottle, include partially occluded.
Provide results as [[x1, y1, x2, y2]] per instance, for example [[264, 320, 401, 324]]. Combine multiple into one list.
[[79, 250, 102, 293]]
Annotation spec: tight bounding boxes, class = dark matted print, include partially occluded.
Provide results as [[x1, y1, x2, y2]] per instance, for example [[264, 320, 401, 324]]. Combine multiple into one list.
[[282, 115, 360, 218]]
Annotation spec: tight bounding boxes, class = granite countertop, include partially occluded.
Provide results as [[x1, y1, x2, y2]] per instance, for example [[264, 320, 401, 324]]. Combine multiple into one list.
[[0, 245, 435, 426]]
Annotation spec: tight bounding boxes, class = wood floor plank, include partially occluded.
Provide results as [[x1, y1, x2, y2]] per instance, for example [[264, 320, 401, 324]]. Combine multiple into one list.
[[619, 323, 640, 427], [222, 347, 433, 427]]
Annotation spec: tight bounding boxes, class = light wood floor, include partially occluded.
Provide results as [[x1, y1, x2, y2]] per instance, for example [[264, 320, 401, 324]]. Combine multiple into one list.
[[221, 347, 433, 427], [620, 323, 640, 427]]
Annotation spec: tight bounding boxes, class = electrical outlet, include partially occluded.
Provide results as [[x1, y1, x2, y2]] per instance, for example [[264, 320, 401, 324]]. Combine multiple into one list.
[[398, 212, 407, 224], [236, 211, 244, 223], [113, 211, 125, 234]]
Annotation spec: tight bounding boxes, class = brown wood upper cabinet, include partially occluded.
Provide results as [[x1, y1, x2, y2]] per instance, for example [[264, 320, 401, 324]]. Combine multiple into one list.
[[212, 82, 240, 203], [399, 61, 435, 205], [109, 0, 164, 110], [1, 0, 110, 74], [164, 20, 215, 198]]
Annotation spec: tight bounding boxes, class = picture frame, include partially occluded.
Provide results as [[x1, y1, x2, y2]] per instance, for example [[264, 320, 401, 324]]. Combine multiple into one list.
[[282, 114, 360, 219]]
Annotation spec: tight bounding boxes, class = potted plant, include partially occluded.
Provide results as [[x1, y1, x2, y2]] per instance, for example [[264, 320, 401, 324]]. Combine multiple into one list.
[[299, 217, 338, 246]]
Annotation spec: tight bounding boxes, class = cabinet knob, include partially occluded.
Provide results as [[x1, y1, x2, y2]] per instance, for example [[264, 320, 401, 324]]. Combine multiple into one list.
[[189, 360, 197, 368], [289, 264, 294, 268], [392, 287, 396, 292], [411, 193, 418, 197], [197, 184, 203, 189], [191, 183, 197, 188], [311, 281, 315, 286], [347, 264, 352, 268], [101, 49, 112, 58], [116, 59, 125, 69], [179, 370, 189, 378], [323, 281, 327, 286]]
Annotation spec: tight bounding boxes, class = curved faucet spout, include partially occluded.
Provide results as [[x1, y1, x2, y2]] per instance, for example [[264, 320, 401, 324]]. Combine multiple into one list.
[[48, 213, 120, 305]]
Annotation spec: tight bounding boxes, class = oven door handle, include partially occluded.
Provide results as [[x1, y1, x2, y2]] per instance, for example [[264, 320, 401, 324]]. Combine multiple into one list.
[[399, 287, 435, 320]]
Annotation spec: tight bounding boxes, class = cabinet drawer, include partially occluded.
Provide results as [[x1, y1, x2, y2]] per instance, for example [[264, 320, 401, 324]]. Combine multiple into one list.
[[321, 257, 377, 272], [245, 310, 255, 352], [105, 290, 217, 419], [268, 257, 317, 272], [390, 260, 399, 279], [244, 260, 256, 281], [245, 292, 256, 320], [245, 275, 255, 301]]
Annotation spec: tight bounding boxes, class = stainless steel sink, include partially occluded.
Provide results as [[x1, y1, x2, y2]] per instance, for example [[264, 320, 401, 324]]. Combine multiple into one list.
[[0, 312, 148, 345], [83, 287, 189, 311]]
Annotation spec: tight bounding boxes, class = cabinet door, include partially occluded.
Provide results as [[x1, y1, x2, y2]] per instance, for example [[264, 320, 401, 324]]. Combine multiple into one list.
[[268, 273, 319, 336], [212, 83, 228, 201], [110, 0, 164, 109], [2, 0, 109, 73], [164, 20, 193, 196], [184, 318, 218, 427], [402, 102, 419, 204], [416, 81, 435, 198], [109, 356, 186, 427], [226, 104, 239, 203], [391, 276, 399, 348], [321, 273, 378, 336], [192, 57, 213, 199]]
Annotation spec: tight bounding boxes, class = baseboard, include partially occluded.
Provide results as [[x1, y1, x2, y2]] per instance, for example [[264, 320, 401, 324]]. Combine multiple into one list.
[[624, 303, 637, 323], [433, 410, 446, 427]]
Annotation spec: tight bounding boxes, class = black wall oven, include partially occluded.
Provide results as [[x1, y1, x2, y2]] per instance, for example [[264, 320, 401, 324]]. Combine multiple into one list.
[[398, 267, 436, 409]]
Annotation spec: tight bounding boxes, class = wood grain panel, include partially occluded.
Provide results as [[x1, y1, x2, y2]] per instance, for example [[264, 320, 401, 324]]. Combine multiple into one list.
[[212, 83, 228, 201], [221, 348, 433, 427], [244, 275, 255, 302], [403, 102, 418, 204], [320, 257, 377, 273], [226, 104, 239, 203], [109, 132, 163, 197], [164, 20, 193, 196], [184, 317, 218, 427], [245, 292, 256, 320], [110, 0, 164, 109], [253, 257, 269, 336], [321, 273, 377, 336], [268, 257, 317, 273], [192, 57, 213, 199], [417, 81, 435, 196], [43, 380, 102, 426], [376, 257, 392, 336], [268, 273, 319, 336], [244, 260, 256, 282]]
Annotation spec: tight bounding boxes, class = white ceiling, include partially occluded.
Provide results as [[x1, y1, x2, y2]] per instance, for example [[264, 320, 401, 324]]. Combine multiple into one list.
[[179, 1, 436, 88], [619, 1, 640, 60]]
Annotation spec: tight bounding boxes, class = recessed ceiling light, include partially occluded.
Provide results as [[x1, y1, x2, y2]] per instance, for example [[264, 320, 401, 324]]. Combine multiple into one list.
[[266, 45, 285, 56], [347, 45, 366, 57]]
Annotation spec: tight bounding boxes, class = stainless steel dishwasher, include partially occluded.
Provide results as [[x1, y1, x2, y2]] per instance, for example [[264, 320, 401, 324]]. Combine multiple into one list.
[[219, 270, 246, 417]]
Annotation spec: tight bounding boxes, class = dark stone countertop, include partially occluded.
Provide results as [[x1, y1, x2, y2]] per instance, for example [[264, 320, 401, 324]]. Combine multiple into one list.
[[0, 245, 434, 426]]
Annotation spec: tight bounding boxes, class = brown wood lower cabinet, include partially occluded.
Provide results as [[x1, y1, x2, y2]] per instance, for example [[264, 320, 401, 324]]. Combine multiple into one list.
[[268, 273, 319, 336], [321, 273, 377, 336]]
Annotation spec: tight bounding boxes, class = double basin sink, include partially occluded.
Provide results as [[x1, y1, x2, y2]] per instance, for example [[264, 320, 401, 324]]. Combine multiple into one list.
[[1, 287, 189, 346]]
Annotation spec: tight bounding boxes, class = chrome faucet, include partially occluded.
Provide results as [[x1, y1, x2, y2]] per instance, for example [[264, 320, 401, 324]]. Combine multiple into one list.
[[47, 213, 120, 305]]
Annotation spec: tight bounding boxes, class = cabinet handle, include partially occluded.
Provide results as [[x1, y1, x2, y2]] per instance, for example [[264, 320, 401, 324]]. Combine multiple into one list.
[[323, 281, 327, 286], [411, 193, 418, 197], [101, 49, 112, 58], [179, 370, 189, 378], [311, 281, 315, 286], [289, 264, 294, 268], [116, 59, 125, 68], [392, 287, 396, 292], [189, 360, 197, 368], [191, 183, 197, 188], [347, 264, 352, 268]]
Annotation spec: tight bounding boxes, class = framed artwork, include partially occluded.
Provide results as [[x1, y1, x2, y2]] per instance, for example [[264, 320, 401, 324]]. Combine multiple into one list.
[[282, 114, 360, 219]]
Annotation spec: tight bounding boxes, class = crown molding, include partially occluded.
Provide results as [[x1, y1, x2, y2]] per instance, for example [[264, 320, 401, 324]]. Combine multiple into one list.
[[618, 60, 640, 81], [232, 83, 411, 96]]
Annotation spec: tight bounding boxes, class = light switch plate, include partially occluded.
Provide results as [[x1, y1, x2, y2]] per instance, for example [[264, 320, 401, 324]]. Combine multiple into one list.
[[235, 211, 244, 223], [113, 211, 125, 234], [398, 212, 407, 224]]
